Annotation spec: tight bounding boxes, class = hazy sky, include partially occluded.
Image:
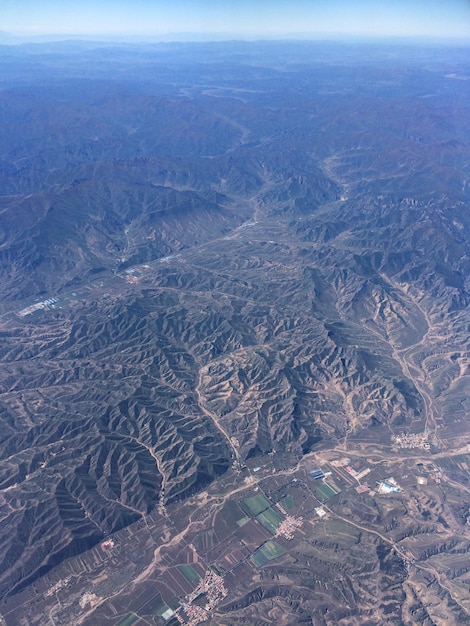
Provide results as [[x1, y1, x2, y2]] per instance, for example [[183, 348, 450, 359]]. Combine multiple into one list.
[[2, 0, 470, 39]]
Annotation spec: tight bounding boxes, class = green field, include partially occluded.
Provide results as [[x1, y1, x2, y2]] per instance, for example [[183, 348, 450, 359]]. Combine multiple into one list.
[[178, 564, 201, 583], [281, 495, 295, 511], [316, 482, 339, 501], [236, 516, 250, 527], [241, 494, 271, 516], [154, 603, 172, 617], [256, 507, 283, 534], [250, 541, 286, 567]]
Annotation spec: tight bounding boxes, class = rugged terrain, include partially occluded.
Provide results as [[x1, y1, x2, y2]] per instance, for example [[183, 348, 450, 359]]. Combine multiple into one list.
[[0, 41, 469, 625]]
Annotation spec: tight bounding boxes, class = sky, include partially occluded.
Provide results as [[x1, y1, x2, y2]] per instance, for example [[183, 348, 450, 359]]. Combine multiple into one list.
[[1, 0, 470, 40]]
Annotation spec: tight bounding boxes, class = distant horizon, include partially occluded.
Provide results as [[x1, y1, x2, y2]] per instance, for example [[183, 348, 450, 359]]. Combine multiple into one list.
[[1, 0, 470, 42], [1, 31, 470, 47]]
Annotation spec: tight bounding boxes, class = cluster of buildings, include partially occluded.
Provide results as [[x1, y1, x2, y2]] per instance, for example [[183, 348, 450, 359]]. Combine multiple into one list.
[[18, 297, 59, 317], [313, 460, 371, 484], [275, 515, 303, 540], [345, 465, 371, 482], [125, 273, 139, 284], [44, 576, 72, 598], [376, 477, 401, 494], [176, 603, 206, 624], [392, 432, 430, 449], [176, 570, 228, 625]]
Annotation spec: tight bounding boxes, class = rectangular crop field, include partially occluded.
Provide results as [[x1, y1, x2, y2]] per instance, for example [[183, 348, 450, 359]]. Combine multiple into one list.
[[240, 494, 271, 516], [194, 529, 219, 551], [178, 564, 201, 583], [139, 591, 167, 616], [154, 603, 173, 617], [250, 541, 286, 567], [281, 495, 295, 511], [256, 507, 283, 534], [315, 482, 338, 501]]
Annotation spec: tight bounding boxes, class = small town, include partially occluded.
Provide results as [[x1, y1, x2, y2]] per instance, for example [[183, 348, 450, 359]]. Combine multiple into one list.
[[392, 432, 431, 450]]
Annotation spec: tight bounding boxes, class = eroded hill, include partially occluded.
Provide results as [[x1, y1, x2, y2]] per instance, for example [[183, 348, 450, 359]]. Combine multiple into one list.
[[0, 41, 469, 624]]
